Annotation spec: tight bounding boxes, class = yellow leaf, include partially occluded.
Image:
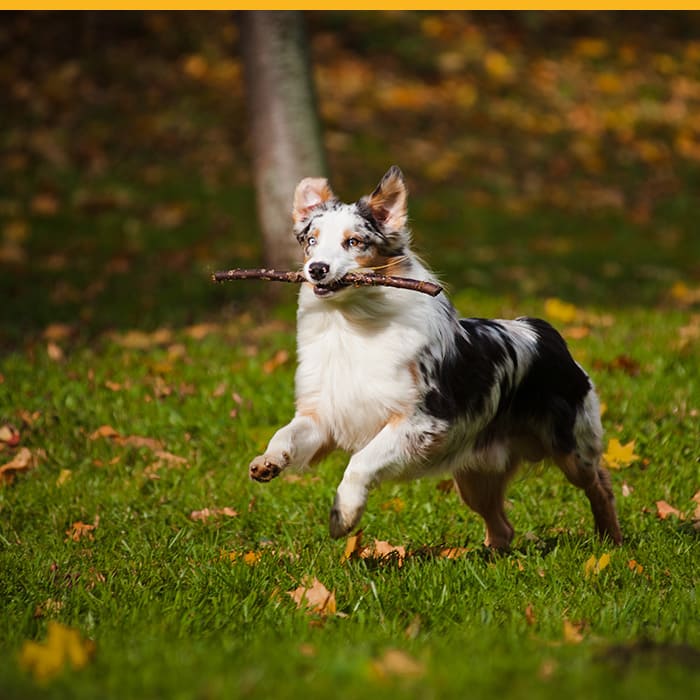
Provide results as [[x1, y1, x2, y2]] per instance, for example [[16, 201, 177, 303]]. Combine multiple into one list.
[[544, 298, 578, 324], [342, 530, 364, 562], [19, 622, 94, 683], [484, 51, 515, 81], [603, 438, 639, 469], [563, 619, 585, 644], [242, 551, 261, 566], [380, 497, 405, 513], [56, 469, 72, 487], [584, 552, 611, 577]]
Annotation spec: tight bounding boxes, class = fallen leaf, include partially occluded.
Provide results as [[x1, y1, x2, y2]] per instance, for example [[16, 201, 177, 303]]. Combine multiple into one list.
[[0, 447, 42, 484], [342, 530, 365, 562], [288, 576, 337, 616], [603, 438, 639, 469], [263, 349, 290, 374], [655, 500, 684, 520], [621, 481, 633, 497], [380, 497, 405, 512], [46, 342, 64, 362], [18, 622, 95, 683], [56, 469, 72, 487], [89, 425, 163, 451], [564, 325, 590, 340], [368, 539, 407, 567], [544, 298, 579, 324], [628, 559, 644, 574], [525, 604, 536, 626], [65, 519, 98, 542], [33, 599, 64, 619], [0, 423, 20, 447], [371, 648, 425, 679], [189, 507, 238, 522], [242, 551, 262, 566], [89, 425, 119, 440], [563, 619, 585, 644], [439, 546, 470, 559], [584, 552, 611, 577], [43, 323, 73, 341]]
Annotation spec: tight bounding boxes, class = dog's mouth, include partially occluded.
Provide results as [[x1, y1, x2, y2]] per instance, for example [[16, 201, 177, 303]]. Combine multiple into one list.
[[313, 283, 342, 298]]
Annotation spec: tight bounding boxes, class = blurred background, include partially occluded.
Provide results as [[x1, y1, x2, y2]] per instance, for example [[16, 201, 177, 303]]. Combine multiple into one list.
[[2, 10, 700, 348]]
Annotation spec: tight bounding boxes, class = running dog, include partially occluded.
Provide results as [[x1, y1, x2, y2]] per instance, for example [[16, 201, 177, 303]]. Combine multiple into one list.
[[249, 166, 622, 548]]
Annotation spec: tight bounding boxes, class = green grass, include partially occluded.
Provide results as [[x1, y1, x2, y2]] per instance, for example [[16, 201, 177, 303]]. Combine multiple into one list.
[[1, 11, 700, 700]]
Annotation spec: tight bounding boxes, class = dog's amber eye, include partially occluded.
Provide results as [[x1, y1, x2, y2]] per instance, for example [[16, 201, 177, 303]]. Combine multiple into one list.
[[347, 237, 360, 248]]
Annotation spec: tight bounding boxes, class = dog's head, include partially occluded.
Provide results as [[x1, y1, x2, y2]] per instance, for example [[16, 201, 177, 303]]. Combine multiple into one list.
[[292, 166, 410, 298]]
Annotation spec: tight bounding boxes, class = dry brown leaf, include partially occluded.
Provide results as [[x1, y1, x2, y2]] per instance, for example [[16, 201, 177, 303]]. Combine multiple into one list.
[[370, 539, 407, 567], [692, 491, 700, 523], [0, 447, 42, 484], [371, 648, 425, 679], [0, 423, 20, 447], [43, 323, 73, 341], [525, 604, 536, 626], [65, 518, 99, 542], [655, 500, 684, 520], [439, 546, 469, 559], [288, 576, 337, 616], [89, 425, 119, 440], [262, 349, 290, 374], [46, 342, 64, 362], [189, 507, 238, 522], [88, 425, 163, 451]]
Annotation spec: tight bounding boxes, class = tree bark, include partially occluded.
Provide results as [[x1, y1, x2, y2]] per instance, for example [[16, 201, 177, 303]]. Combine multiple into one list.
[[240, 11, 327, 269]]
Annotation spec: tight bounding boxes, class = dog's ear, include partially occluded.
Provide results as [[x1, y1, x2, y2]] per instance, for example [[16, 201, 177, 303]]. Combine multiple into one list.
[[362, 166, 407, 233], [292, 177, 335, 223]]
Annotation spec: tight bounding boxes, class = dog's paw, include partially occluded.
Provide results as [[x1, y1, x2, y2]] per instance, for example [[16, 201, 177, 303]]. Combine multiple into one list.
[[249, 452, 289, 482], [328, 491, 365, 539]]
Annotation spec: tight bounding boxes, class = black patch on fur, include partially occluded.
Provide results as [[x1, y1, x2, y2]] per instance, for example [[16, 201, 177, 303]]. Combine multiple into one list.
[[354, 200, 405, 257], [422, 319, 509, 421], [510, 318, 591, 453], [422, 317, 591, 455]]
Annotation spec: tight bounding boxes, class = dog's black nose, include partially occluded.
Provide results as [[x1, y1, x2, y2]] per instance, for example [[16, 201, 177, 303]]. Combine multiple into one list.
[[308, 262, 330, 281]]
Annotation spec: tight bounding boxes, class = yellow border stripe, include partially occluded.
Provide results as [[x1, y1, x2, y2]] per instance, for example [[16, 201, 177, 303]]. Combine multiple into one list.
[[5, 3, 700, 9]]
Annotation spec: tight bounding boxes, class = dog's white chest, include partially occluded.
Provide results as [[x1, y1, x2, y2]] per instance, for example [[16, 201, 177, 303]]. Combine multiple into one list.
[[295, 307, 421, 451]]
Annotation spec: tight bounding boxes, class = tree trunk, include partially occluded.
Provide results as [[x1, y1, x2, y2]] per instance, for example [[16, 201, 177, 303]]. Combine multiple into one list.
[[240, 11, 327, 269]]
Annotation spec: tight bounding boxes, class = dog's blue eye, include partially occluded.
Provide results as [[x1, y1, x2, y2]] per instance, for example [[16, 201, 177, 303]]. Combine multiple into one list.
[[307, 236, 317, 246]]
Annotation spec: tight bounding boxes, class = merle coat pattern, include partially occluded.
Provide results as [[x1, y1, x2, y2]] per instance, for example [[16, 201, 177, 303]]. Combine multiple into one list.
[[249, 166, 622, 548]]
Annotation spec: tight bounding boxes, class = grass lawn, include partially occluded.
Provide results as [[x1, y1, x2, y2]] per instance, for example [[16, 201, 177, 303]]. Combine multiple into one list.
[[1, 11, 699, 700]]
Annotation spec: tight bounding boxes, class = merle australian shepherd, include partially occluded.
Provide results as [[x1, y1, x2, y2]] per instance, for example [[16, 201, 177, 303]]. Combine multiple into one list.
[[249, 166, 622, 549]]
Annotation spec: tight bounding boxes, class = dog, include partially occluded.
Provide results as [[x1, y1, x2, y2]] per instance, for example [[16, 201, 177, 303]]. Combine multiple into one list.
[[249, 166, 622, 549]]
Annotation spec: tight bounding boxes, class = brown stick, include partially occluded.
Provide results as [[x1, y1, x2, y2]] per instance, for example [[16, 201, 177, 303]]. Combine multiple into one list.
[[211, 268, 443, 297]]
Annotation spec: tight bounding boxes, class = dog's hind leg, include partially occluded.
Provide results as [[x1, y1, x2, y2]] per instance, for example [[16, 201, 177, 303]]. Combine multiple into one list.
[[250, 413, 329, 482], [555, 452, 622, 544], [453, 463, 518, 550]]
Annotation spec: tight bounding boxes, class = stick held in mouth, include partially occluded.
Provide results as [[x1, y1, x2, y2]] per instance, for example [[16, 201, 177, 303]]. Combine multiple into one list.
[[211, 268, 443, 297]]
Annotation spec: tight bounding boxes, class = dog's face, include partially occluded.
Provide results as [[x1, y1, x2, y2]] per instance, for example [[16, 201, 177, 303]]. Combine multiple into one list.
[[292, 166, 410, 298]]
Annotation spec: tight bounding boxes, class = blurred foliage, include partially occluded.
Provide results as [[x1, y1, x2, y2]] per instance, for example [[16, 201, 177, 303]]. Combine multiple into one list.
[[1, 11, 699, 347]]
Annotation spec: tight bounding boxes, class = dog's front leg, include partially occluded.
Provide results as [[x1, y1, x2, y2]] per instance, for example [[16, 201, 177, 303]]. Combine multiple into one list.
[[329, 420, 419, 539], [249, 414, 327, 482]]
